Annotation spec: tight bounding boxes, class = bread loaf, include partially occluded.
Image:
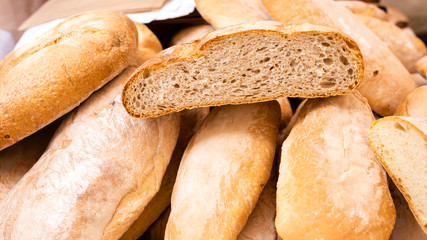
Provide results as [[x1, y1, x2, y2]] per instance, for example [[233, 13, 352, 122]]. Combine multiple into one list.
[[130, 22, 162, 67], [337, 1, 388, 21], [368, 116, 427, 234], [263, 0, 417, 116], [355, 15, 426, 73], [0, 68, 180, 240], [170, 25, 215, 46], [0, 10, 138, 151], [394, 86, 427, 117], [122, 21, 363, 118], [165, 102, 280, 239], [120, 108, 209, 240], [195, 0, 271, 29], [276, 92, 395, 239]]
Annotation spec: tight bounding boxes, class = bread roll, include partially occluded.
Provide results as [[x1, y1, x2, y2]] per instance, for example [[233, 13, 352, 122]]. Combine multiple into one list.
[[368, 116, 427, 234], [170, 25, 215, 46], [355, 15, 426, 73], [165, 102, 281, 240], [0, 121, 58, 202], [276, 92, 395, 239], [0, 10, 138, 151], [0, 68, 180, 240], [263, 0, 417, 116], [120, 108, 209, 240], [394, 86, 427, 118], [122, 21, 363, 118], [130, 22, 162, 67]]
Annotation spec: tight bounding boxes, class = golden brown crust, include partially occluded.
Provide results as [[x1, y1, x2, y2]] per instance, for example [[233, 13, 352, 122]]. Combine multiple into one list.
[[394, 86, 427, 118], [263, 0, 417, 116], [0, 10, 138, 151], [416, 56, 427, 77], [170, 25, 215, 46], [277, 92, 396, 239], [337, 1, 388, 21], [130, 22, 162, 67], [122, 21, 363, 119], [166, 102, 281, 240]]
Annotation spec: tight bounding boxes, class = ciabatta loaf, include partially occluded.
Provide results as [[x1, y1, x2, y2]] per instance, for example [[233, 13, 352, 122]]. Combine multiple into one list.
[[0, 68, 180, 240], [122, 21, 363, 118], [368, 116, 427, 234], [0, 11, 138, 151], [276, 92, 395, 239], [394, 86, 427, 118], [263, 0, 417, 116], [165, 102, 280, 240]]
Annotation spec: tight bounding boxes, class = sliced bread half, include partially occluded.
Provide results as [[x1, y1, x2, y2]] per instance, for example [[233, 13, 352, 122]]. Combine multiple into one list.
[[368, 116, 427, 234], [122, 21, 363, 118]]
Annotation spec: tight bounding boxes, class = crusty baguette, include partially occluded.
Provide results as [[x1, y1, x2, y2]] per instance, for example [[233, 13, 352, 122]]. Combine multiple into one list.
[[355, 15, 426, 73], [122, 21, 363, 118], [130, 22, 162, 67], [368, 116, 427, 234], [237, 160, 278, 240], [390, 181, 427, 240], [196, 0, 271, 29], [337, 1, 388, 21], [0, 11, 138, 151], [417, 56, 427, 78], [120, 108, 209, 240], [0, 68, 180, 240], [276, 92, 396, 239], [263, 0, 417, 116], [165, 102, 281, 240], [394, 86, 427, 118], [170, 25, 215, 46], [0, 121, 58, 202]]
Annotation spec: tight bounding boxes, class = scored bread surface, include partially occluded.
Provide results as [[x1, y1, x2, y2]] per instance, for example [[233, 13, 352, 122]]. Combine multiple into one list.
[[122, 21, 363, 118]]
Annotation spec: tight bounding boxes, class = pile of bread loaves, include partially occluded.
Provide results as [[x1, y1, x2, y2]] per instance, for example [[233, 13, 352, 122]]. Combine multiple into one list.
[[0, 0, 425, 239]]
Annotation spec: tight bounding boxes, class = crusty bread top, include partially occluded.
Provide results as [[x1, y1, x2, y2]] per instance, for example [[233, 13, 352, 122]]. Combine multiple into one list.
[[130, 22, 162, 67], [170, 25, 215, 46], [0, 10, 138, 151], [394, 86, 427, 118], [122, 21, 363, 118]]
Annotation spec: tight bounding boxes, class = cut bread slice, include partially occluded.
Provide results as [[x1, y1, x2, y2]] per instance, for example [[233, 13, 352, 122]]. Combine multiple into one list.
[[122, 21, 363, 118], [368, 116, 427, 233]]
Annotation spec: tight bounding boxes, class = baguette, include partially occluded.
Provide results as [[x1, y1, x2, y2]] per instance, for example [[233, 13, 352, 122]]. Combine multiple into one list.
[[355, 15, 426, 73], [0, 68, 180, 239], [120, 108, 209, 240], [368, 116, 427, 234], [263, 0, 417, 116], [276, 92, 395, 239], [130, 22, 162, 67], [165, 102, 281, 240], [170, 25, 215, 46], [195, 0, 271, 29], [0, 11, 138, 151], [122, 21, 363, 118], [394, 86, 427, 118]]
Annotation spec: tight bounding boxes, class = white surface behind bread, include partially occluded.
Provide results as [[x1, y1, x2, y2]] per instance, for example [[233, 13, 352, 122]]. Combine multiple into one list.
[[368, 116, 427, 234], [0, 68, 180, 240], [276, 92, 396, 239]]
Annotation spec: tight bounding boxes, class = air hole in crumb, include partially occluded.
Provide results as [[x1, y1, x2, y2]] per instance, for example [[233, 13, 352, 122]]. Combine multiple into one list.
[[373, 70, 379, 76], [240, 85, 248, 88], [339, 56, 349, 65], [321, 42, 330, 47], [394, 123, 406, 131], [231, 80, 236, 83], [327, 36, 333, 40], [252, 69, 260, 74], [320, 78, 336, 88], [348, 68, 353, 75], [260, 57, 271, 63], [320, 53, 325, 58], [173, 84, 180, 88], [143, 71, 150, 79], [256, 46, 267, 52], [222, 80, 227, 83], [297, 49, 302, 52], [323, 58, 333, 65], [208, 68, 215, 72], [290, 60, 296, 67]]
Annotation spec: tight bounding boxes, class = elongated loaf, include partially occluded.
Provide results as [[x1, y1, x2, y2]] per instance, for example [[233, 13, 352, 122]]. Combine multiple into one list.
[[0, 10, 138, 151], [120, 108, 209, 240], [263, 0, 417, 116], [165, 102, 281, 240], [276, 92, 396, 239], [337, 1, 388, 21], [0, 68, 180, 240], [195, 0, 271, 29], [0, 121, 58, 202], [368, 116, 427, 234], [130, 22, 162, 67], [356, 15, 426, 73], [122, 21, 363, 118], [394, 86, 427, 117]]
